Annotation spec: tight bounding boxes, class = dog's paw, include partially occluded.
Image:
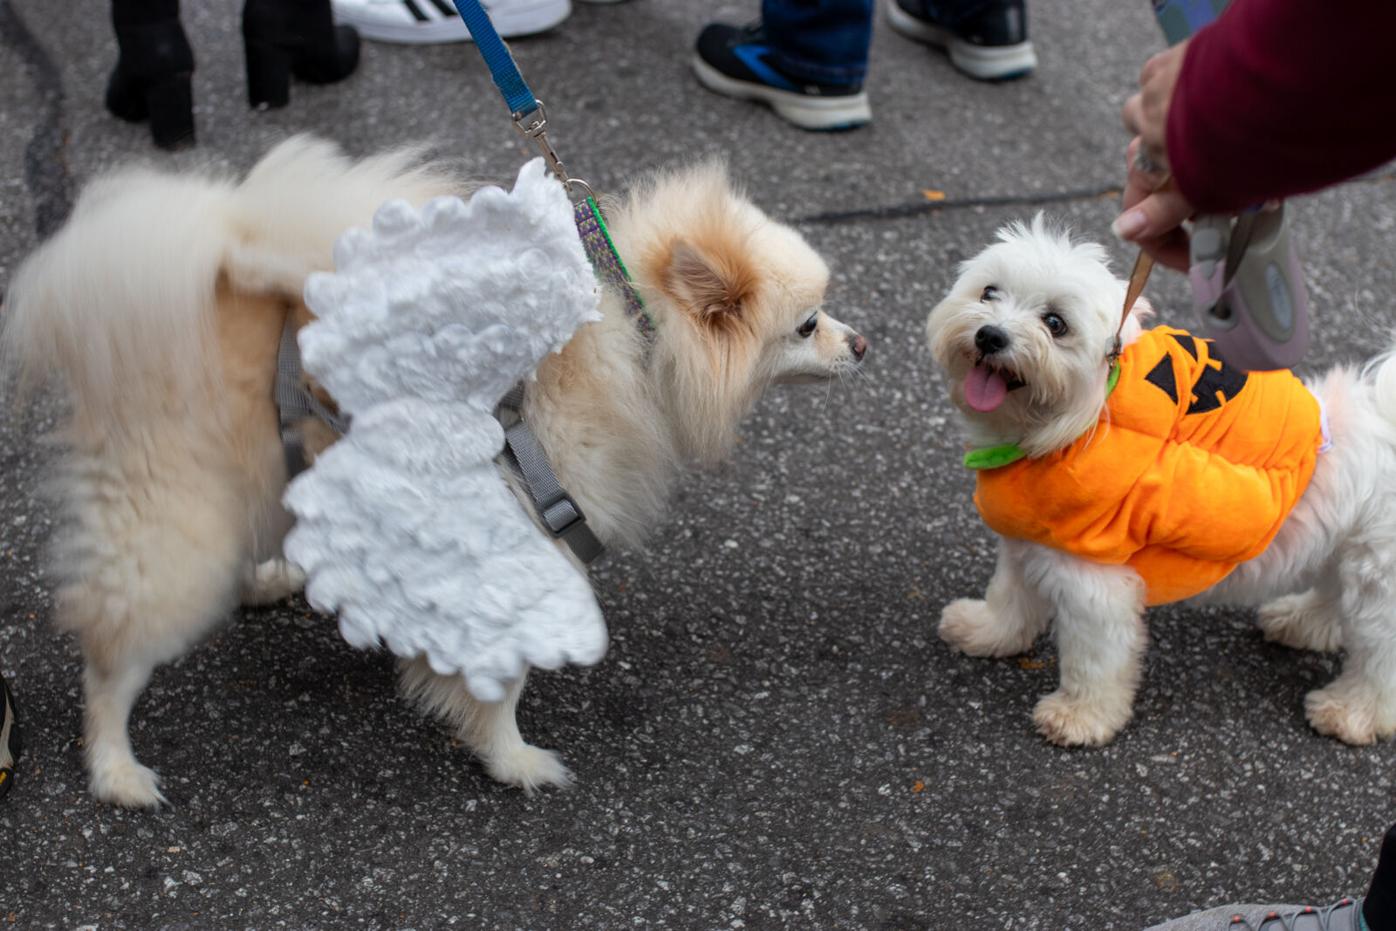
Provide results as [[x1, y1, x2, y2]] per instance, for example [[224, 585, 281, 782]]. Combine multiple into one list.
[[938, 598, 1034, 657], [486, 744, 573, 795], [1258, 592, 1342, 652], [1305, 683, 1396, 746], [1032, 690, 1130, 747], [241, 559, 307, 607], [90, 759, 168, 809]]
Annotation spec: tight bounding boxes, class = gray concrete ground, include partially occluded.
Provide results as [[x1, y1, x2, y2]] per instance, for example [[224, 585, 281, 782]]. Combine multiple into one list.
[[2, 0, 1394, 928]]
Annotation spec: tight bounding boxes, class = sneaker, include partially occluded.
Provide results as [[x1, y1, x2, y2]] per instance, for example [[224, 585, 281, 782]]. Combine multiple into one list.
[[887, 0, 1037, 81], [331, 0, 570, 44], [1148, 824, 1396, 931], [692, 23, 871, 131], [1224, 899, 1366, 931]]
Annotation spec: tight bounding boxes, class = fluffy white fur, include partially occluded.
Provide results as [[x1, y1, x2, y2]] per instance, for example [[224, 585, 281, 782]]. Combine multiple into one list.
[[927, 215, 1396, 747], [3, 136, 867, 807]]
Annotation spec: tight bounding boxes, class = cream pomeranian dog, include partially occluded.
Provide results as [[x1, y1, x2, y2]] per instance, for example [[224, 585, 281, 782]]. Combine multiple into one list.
[[2, 136, 867, 808], [926, 215, 1396, 749]]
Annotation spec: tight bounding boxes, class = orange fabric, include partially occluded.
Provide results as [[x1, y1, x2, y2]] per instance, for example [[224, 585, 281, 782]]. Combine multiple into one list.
[[972, 326, 1323, 606]]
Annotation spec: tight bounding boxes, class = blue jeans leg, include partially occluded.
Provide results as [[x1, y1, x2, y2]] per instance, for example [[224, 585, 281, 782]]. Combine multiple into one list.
[[760, 0, 875, 87]]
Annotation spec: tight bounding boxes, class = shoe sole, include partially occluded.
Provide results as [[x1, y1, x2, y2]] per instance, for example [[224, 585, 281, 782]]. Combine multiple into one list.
[[691, 54, 871, 131], [886, 0, 1037, 81], [338, 0, 570, 44]]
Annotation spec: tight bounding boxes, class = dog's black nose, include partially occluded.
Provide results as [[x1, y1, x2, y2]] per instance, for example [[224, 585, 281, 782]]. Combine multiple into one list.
[[975, 325, 1010, 355]]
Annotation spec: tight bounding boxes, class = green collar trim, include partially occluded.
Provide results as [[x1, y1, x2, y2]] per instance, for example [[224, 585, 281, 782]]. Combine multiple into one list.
[[963, 361, 1122, 471], [963, 443, 1026, 470]]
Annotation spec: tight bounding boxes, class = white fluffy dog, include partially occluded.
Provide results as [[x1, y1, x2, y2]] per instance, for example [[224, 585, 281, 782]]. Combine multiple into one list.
[[3, 137, 867, 807], [926, 216, 1396, 748]]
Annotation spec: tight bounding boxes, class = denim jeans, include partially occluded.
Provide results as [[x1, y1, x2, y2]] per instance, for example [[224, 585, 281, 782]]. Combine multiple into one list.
[[761, 0, 875, 86]]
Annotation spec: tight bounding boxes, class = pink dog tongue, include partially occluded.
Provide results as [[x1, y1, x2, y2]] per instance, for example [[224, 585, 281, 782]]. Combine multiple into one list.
[[965, 364, 1008, 413]]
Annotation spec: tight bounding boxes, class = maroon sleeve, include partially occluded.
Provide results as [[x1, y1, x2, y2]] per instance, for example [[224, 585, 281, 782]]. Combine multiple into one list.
[[1166, 0, 1396, 214]]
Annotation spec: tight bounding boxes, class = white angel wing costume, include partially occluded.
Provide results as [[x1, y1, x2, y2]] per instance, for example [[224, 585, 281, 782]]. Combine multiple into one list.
[[282, 158, 607, 703]]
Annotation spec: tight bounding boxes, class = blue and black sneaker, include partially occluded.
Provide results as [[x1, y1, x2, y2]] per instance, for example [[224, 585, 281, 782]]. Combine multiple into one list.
[[692, 23, 871, 131], [887, 0, 1037, 81]]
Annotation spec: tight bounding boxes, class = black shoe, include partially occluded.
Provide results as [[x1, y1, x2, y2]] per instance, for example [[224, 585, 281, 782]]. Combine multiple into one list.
[[691, 22, 871, 131], [243, 0, 361, 110], [887, 0, 1036, 81], [0, 672, 20, 802], [106, 0, 196, 150]]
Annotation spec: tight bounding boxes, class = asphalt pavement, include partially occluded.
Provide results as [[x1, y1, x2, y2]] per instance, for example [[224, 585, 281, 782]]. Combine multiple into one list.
[[2, 0, 1394, 928]]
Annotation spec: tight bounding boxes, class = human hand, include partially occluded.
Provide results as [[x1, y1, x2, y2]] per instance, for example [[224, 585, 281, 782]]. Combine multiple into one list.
[[1113, 42, 1195, 270], [1113, 136, 1194, 270]]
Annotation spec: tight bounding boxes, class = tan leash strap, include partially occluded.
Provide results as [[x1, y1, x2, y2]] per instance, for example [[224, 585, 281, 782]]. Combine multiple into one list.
[[1113, 175, 1174, 356]]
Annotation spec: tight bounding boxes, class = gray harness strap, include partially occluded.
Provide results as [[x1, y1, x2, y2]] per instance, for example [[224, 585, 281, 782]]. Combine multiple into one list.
[[275, 319, 350, 478], [496, 384, 605, 565]]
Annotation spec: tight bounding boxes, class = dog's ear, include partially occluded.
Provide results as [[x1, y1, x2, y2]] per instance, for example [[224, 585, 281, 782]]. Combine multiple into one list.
[[663, 238, 758, 327]]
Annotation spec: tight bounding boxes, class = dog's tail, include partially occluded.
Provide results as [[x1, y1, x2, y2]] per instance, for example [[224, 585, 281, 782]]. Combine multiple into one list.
[[2, 162, 239, 430], [1, 135, 456, 432], [221, 135, 458, 298]]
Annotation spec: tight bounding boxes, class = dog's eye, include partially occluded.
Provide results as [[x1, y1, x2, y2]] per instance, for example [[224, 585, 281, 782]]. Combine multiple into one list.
[[1042, 311, 1069, 338], [797, 313, 819, 338], [981, 286, 999, 302]]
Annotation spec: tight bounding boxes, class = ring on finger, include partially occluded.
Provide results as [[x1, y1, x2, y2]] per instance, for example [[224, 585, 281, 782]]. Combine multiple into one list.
[[1132, 146, 1166, 176]]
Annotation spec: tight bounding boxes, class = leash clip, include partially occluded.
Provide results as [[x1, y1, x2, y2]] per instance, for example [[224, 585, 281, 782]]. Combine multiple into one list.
[[512, 100, 595, 202]]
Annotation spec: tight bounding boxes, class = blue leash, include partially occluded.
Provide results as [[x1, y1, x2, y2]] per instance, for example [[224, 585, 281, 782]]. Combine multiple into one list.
[[450, 0, 649, 566], [450, 0, 650, 329], [450, 0, 538, 119]]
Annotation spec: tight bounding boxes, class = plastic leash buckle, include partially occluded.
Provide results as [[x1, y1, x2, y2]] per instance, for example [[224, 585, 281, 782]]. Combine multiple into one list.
[[511, 100, 595, 203], [1188, 206, 1310, 372], [540, 495, 603, 564]]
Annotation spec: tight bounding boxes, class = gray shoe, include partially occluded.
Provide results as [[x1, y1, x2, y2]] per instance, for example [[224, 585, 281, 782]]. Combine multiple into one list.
[[1146, 822, 1396, 931], [1145, 900, 1362, 931], [1226, 899, 1364, 931]]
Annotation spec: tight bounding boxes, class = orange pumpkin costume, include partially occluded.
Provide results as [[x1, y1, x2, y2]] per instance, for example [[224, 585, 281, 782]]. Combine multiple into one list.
[[968, 326, 1325, 606]]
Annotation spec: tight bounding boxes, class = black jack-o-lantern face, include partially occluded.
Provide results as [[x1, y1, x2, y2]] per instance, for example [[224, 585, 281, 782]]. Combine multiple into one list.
[[1143, 331, 1250, 415]]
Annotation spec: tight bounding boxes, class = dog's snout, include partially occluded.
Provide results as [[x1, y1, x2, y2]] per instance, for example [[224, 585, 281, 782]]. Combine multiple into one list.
[[974, 325, 1010, 356], [848, 333, 868, 361]]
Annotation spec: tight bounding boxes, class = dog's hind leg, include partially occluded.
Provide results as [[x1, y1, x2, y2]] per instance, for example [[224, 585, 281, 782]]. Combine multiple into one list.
[[73, 549, 243, 807], [1257, 565, 1344, 653], [1023, 546, 1147, 747], [80, 647, 166, 807], [398, 658, 572, 793], [58, 445, 249, 808], [1305, 546, 1396, 745], [939, 538, 1052, 657]]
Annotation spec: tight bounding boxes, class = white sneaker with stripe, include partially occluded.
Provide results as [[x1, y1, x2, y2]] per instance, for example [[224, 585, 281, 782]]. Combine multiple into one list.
[[331, 0, 571, 44]]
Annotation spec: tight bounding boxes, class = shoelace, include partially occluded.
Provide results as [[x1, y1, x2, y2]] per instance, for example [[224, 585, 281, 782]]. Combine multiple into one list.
[[1229, 898, 1361, 931]]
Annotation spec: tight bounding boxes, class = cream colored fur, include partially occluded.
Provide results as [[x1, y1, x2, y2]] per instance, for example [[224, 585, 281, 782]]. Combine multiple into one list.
[[2, 136, 865, 807]]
